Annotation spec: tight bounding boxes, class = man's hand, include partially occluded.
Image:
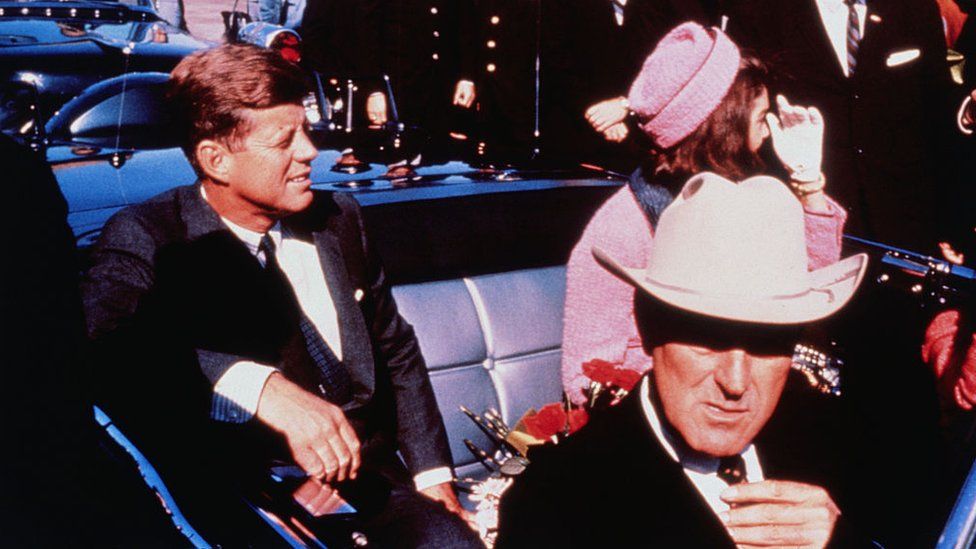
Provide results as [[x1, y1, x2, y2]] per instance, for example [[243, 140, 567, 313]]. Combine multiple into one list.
[[419, 482, 477, 531], [585, 97, 629, 133], [602, 121, 629, 142], [366, 92, 388, 126], [453, 80, 476, 108], [256, 373, 361, 482], [719, 480, 840, 549]]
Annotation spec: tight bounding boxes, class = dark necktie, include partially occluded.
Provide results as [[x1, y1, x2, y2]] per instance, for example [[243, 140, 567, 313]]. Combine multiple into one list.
[[260, 234, 353, 405], [844, 0, 864, 75], [717, 455, 747, 486]]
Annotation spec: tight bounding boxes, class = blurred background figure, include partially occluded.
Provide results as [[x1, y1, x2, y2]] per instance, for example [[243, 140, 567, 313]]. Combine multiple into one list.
[[540, 0, 641, 172], [258, 0, 305, 28], [380, 0, 477, 163], [466, 0, 542, 165]]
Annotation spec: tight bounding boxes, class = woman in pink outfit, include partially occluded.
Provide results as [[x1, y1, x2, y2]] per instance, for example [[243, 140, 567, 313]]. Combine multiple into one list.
[[561, 22, 849, 404]]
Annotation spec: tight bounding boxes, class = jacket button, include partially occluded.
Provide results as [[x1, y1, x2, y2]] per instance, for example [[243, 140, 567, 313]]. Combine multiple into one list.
[[490, 15, 500, 24], [486, 63, 496, 72], [487, 39, 496, 48], [432, 53, 439, 60], [430, 6, 438, 14]]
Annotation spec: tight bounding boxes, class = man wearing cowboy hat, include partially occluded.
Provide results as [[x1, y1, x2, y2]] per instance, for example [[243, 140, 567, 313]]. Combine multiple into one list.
[[495, 173, 875, 547]]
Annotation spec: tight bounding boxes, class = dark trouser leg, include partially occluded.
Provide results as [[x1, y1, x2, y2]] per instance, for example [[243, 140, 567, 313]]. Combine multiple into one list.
[[358, 481, 483, 549]]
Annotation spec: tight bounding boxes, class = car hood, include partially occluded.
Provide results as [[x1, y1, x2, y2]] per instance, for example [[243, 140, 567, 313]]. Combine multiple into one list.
[[0, 18, 207, 61]]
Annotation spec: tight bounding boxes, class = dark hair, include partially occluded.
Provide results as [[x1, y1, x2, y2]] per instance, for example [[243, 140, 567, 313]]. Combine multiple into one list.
[[651, 54, 770, 181], [166, 44, 309, 175]]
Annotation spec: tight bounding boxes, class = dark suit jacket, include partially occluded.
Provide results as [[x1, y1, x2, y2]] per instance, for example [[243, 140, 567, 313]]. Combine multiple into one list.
[[730, 0, 963, 250], [539, 0, 642, 169], [379, 0, 467, 122], [495, 374, 874, 548], [467, 0, 542, 160], [82, 184, 452, 482]]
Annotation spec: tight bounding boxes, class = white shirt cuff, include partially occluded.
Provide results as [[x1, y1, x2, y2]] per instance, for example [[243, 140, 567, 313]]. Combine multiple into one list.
[[958, 95, 973, 135], [211, 362, 279, 423], [413, 467, 453, 491]]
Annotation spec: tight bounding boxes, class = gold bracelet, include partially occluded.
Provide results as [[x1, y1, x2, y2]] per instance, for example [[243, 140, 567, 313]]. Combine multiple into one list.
[[789, 174, 825, 197]]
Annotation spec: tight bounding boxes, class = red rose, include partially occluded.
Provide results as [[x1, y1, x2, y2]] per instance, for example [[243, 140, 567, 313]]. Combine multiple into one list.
[[583, 359, 642, 392], [522, 403, 590, 440], [566, 407, 589, 434], [582, 359, 618, 386], [612, 368, 642, 391], [522, 403, 568, 440]]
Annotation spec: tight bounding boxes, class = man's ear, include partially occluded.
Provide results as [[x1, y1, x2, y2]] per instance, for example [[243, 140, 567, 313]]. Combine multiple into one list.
[[195, 139, 232, 183]]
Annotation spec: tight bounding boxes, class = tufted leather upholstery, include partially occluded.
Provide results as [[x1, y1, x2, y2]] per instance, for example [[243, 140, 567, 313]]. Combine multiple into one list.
[[392, 265, 566, 480]]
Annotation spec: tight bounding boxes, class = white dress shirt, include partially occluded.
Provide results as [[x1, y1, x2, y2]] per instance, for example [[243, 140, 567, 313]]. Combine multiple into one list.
[[612, 0, 627, 26], [639, 377, 764, 517], [204, 189, 451, 490], [815, 0, 867, 77]]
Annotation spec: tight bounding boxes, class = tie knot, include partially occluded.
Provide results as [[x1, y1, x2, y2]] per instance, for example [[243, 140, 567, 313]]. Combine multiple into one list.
[[717, 455, 747, 486], [844, 0, 862, 7], [259, 234, 276, 264]]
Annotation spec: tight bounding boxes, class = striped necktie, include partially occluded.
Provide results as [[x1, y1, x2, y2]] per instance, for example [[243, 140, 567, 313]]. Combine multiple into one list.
[[844, 0, 865, 75], [260, 234, 353, 405]]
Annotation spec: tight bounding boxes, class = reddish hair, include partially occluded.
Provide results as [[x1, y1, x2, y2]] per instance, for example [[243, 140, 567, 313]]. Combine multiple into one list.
[[166, 44, 309, 175]]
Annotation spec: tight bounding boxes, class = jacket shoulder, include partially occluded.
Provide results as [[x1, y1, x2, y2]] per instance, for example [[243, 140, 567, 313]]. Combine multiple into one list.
[[97, 186, 194, 250]]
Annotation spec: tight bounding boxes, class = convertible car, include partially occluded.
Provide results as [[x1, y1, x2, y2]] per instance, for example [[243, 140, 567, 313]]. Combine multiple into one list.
[[5, 4, 976, 546]]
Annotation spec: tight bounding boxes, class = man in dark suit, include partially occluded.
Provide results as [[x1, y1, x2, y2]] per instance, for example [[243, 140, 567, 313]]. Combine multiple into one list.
[[380, 0, 475, 161], [729, 0, 961, 251], [728, 7, 961, 544], [496, 173, 875, 547], [467, 0, 541, 164], [540, 0, 639, 171], [82, 44, 480, 547]]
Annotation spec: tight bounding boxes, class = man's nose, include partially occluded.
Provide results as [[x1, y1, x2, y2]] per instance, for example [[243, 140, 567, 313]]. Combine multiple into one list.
[[295, 128, 319, 163], [714, 350, 750, 399]]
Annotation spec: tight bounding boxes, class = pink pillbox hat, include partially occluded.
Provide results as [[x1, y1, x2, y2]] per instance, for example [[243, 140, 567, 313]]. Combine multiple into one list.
[[627, 22, 741, 148]]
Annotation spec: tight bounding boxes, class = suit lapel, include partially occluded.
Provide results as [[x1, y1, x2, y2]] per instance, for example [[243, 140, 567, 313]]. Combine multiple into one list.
[[798, 0, 848, 84], [608, 391, 737, 546], [308, 220, 376, 405], [852, 0, 888, 82]]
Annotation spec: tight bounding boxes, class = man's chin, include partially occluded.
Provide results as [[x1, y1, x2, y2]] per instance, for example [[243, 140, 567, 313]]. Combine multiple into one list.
[[683, 428, 752, 458], [282, 190, 314, 214]]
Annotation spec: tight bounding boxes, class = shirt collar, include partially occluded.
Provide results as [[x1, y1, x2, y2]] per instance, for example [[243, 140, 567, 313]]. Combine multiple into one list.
[[817, 0, 848, 12], [200, 185, 282, 257], [639, 376, 762, 479]]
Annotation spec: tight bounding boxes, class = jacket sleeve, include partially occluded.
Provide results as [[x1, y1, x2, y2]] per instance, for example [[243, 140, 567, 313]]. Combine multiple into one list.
[[82, 210, 246, 419], [802, 194, 847, 270], [341, 195, 454, 475]]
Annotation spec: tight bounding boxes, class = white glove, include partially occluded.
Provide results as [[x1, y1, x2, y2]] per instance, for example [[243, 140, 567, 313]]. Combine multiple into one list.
[[766, 94, 824, 183]]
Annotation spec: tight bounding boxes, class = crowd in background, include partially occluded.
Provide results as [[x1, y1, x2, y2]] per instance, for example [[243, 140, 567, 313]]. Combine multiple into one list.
[[255, 0, 976, 253]]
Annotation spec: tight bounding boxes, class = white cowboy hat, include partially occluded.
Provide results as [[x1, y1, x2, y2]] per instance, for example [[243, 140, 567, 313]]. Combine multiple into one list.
[[593, 172, 868, 324]]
